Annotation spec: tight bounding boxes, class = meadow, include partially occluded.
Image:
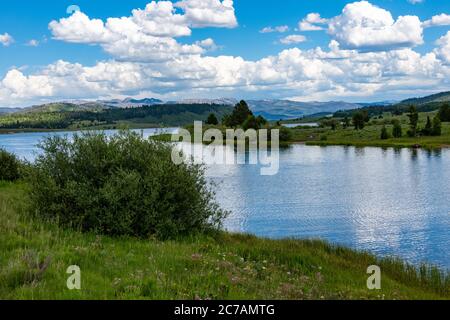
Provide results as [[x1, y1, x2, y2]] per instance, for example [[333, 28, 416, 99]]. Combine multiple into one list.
[[1, 182, 448, 300], [288, 111, 450, 149]]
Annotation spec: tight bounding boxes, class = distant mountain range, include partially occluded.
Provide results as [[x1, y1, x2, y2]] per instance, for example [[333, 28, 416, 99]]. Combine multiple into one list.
[[1, 91, 449, 120], [98, 98, 164, 108], [0, 98, 371, 120], [0, 107, 21, 115], [247, 100, 362, 120]]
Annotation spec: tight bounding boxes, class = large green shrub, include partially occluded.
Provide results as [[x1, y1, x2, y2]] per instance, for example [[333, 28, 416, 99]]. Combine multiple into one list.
[[0, 149, 20, 181], [28, 131, 227, 239]]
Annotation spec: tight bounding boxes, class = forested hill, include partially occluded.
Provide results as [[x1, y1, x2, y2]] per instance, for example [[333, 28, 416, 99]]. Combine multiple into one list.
[[0, 103, 233, 130], [334, 91, 450, 118], [400, 91, 450, 106]]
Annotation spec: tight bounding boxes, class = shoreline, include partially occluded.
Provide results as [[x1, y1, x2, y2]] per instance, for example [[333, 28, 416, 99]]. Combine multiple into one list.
[[0, 125, 163, 135], [0, 182, 448, 300], [2, 126, 450, 151]]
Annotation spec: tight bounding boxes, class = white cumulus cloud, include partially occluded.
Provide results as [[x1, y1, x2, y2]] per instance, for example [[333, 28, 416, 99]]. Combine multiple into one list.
[[260, 25, 289, 33], [1, 0, 449, 106], [26, 39, 40, 47], [0, 33, 14, 46], [299, 13, 328, 31], [435, 31, 450, 65], [328, 1, 423, 51], [280, 35, 306, 45], [175, 0, 238, 28], [49, 1, 238, 62], [423, 14, 450, 28]]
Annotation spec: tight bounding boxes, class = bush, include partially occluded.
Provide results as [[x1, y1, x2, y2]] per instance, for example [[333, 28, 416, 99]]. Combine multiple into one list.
[[0, 149, 20, 182], [392, 120, 402, 138], [352, 111, 366, 130], [28, 131, 227, 239], [380, 126, 389, 140], [278, 127, 293, 142], [432, 115, 442, 136]]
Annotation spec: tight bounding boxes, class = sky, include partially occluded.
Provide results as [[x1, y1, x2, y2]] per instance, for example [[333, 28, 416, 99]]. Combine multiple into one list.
[[0, 0, 449, 107]]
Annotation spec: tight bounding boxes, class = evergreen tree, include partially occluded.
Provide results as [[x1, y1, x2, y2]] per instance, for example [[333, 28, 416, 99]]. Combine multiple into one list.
[[243, 115, 268, 130], [343, 116, 350, 129], [243, 115, 259, 130], [352, 111, 365, 130], [256, 115, 268, 127], [422, 116, 432, 136], [223, 100, 253, 127], [438, 103, 450, 122], [206, 113, 219, 125], [329, 119, 338, 130], [407, 105, 419, 137], [392, 119, 402, 138], [432, 114, 442, 136], [380, 126, 389, 140]]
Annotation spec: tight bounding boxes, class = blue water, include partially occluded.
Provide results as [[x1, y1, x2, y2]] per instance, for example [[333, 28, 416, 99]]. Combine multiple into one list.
[[1, 130, 449, 268], [283, 122, 319, 128], [0, 128, 178, 162]]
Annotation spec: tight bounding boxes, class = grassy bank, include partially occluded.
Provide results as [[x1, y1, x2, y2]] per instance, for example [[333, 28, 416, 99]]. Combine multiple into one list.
[[288, 116, 450, 150], [0, 182, 448, 300]]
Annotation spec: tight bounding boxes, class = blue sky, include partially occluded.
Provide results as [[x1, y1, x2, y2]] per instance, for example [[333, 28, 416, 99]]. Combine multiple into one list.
[[0, 0, 449, 106]]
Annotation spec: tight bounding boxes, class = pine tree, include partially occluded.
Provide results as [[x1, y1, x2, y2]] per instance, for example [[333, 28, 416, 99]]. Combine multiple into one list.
[[423, 116, 432, 136], [392, 120, 402, 138], [407, 105, 419, 137], [206, 113, 219, 125], [352, 111, 365, 130], [380, 126, 389, 140], [224, 100, 253, 127], [343, 117, 350, 129], [432, 114, 442, 136], [438, 103, 450, 122]]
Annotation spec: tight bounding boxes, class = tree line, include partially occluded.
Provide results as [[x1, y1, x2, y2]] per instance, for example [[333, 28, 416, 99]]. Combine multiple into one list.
[[0, 104, 234, 129], [204, 100, 292, 141]]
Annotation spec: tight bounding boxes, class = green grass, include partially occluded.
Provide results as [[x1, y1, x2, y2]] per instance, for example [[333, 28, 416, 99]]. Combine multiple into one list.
[[0, 181, 449, 300], [289, 114, 450, 150]]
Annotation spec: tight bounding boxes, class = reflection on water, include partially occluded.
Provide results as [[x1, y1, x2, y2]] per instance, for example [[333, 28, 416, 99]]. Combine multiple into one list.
[[182, 143, 450, 268], [0, 128, 178, 162], [1, 131, 449, 268], [283, 122, 319, 128]]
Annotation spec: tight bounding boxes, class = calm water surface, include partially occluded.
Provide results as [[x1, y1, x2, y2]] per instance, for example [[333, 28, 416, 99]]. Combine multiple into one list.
[[1, 130, 449, 268], [283, 122, 319, 128]]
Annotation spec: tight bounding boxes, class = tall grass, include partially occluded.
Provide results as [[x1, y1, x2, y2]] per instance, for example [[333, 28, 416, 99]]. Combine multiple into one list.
[[0, 182, 448, 300]]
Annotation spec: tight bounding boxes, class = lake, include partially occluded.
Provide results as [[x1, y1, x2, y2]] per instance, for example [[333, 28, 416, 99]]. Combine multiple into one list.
[[283, 122, 319, 128], [1, 129, 449, 268]]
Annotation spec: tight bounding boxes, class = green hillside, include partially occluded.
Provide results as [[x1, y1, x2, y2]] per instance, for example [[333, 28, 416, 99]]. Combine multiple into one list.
[[334, 91, 450, 119], [0, 103, 233, 131], [401, 91, 450, 105], [24, 103, 108, 114]]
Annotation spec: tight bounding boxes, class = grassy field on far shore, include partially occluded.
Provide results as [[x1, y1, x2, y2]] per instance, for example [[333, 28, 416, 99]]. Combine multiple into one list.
[[288, 112, 450, 150], [1, 182, 448, 300]]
